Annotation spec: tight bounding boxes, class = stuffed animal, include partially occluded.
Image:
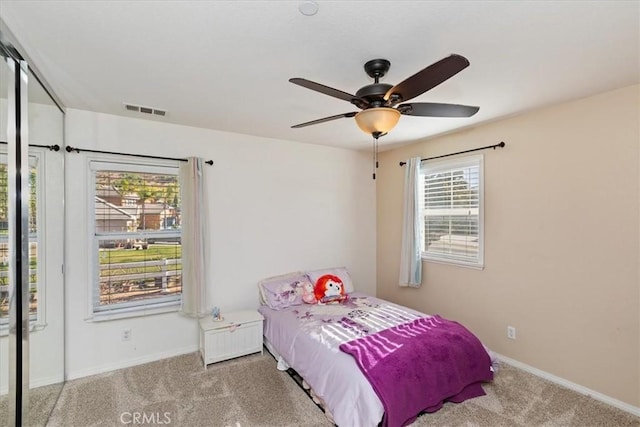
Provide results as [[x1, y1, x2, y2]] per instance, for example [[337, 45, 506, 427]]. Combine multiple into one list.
[[314, 274, 348, 304], [301, 280, 317, 304]]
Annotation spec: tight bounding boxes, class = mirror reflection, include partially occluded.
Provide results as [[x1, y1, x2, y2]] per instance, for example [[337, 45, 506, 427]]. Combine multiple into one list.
[[0, 54, 65, 427]]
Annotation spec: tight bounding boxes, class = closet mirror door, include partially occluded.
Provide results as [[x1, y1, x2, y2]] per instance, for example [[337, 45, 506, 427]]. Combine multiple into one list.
[[25, 66, 65, 426], [0, 54, 65, 426], [0, 52, 30, 427], [0, 48, 12, 424]]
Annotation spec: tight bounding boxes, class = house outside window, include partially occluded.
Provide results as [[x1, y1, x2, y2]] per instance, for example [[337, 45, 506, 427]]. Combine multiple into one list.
[[420, 155, 484, 268], [90, 160, 182, 317], [0, 152, 44, 327]]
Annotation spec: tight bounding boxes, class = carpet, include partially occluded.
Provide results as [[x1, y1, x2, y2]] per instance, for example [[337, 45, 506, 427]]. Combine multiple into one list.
[[411, 363, 639, 427], [0, 382, 63, 427], [46, 352, 328, 427], [34, 350, 640, 427]]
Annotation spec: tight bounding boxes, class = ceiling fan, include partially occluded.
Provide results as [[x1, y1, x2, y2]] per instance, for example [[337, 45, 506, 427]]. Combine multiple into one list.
[[289, 54, 479, 138]]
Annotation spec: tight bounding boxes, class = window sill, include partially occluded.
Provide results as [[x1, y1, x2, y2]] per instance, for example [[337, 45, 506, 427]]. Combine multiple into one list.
[[422, 256, 484, 270], [88, 302, 180, 322], [0, 321, 47, 337]]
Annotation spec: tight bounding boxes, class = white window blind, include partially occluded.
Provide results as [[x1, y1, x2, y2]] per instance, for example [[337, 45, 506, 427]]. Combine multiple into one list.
[[90, 161, 182, 315], [421, 155, 483, 268]]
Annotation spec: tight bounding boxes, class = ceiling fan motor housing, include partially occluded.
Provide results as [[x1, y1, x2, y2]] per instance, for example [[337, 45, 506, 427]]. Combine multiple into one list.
[[356, 83, 393, 107], [358, 59, 394, 107]]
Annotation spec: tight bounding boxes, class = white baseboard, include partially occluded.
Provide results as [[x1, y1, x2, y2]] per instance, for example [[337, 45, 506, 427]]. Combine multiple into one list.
[[31, 373, 65, 389], [1, 374, 66, 395], [66, 344, 199, 381], [494, 352, 640, 418]]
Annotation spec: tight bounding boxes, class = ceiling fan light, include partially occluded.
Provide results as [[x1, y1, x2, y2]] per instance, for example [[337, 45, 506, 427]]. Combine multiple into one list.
[[355, 107, 401, 135]]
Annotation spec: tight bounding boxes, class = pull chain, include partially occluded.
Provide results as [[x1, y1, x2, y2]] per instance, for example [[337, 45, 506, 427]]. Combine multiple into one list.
[[372, 134, 380, 180], [372, 134, 376, 180], [375, 135, 379, 169]]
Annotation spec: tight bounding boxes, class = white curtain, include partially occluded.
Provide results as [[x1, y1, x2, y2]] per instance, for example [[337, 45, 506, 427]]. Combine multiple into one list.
[[399, 157, 423, 287], [179, 157, 208, 316]]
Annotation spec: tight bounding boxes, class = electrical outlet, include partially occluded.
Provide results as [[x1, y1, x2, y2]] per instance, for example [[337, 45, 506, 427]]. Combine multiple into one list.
[[507, 326, 516, 340], [122, 329, 132, 341]]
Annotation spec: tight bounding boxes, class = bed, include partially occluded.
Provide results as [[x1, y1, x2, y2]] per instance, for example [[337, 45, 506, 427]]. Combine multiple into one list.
[[257, 268, 494, 427]]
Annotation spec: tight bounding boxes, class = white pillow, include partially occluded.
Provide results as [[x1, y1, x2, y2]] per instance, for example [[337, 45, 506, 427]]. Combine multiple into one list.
[[306, 266, 354, 293]]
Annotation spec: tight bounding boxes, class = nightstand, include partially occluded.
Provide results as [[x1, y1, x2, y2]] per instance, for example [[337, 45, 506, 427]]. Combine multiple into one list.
[[199, 309, 264, 367]]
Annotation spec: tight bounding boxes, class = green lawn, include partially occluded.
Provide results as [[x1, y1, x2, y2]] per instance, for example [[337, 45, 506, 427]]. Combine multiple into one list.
[[0, 260, 37, 272], [99, 244, 182, 278], [99, 244, 182, 264]]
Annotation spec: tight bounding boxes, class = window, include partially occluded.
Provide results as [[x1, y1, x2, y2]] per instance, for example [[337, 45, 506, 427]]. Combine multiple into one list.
[[420, 155, 483, 268], [0, 152, 44, 327], [90, 161, 182, 316]]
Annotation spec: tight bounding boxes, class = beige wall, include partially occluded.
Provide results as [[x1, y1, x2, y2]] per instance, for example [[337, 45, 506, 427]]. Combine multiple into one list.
[[377, 85, 640, 407]]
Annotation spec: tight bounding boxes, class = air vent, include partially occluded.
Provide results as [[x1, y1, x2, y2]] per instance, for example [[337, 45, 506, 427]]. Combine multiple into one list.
[[123, 103, 167, 117]]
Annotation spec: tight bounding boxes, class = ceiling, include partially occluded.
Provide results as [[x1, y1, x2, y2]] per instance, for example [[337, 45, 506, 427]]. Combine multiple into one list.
[[1, 1, 638, 151]]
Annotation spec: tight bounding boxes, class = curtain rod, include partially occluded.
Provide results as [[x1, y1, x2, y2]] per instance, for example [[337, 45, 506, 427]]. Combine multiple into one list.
[[0, 141, 60, 151], [399, 141, 505, 166], [65, 145, 213, 165]]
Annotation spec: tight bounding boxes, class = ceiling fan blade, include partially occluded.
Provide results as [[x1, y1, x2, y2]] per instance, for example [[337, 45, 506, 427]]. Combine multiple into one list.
[[291, 112, 358, 128], [398, 103, 479, 117], [289, 78, 365, 105], [384, 54, 470, 104]]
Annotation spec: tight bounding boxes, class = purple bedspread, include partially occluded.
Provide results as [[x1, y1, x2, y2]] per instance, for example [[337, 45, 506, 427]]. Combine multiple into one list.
[[339, 315, 493, 427]]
